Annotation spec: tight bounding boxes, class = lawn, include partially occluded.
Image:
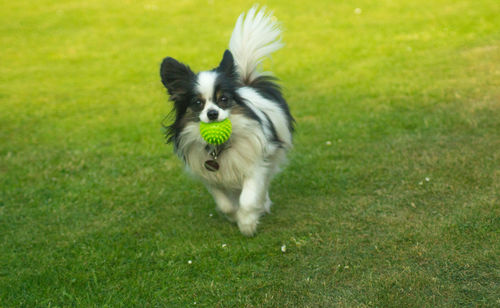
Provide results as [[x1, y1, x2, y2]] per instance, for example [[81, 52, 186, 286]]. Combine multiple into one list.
[[1, 0, 499, 306]]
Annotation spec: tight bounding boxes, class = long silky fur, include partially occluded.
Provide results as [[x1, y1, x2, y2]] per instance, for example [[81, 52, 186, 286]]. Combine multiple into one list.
[[159, 6, 294, 236]]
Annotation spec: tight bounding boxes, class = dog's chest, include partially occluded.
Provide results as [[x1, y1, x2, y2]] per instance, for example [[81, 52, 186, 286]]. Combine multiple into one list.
[[184, 137, 261, 188]]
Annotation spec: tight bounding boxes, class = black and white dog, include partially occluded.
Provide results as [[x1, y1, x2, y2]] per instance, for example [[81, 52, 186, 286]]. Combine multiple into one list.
[[159, 6, 294, 236]]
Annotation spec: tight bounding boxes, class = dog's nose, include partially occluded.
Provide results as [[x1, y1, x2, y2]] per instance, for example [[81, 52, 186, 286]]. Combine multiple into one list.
[[207, 109, 219, 121]]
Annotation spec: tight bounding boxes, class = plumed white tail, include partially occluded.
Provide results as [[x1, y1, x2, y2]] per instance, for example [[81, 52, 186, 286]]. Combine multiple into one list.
[[229, 6, 283, 84]]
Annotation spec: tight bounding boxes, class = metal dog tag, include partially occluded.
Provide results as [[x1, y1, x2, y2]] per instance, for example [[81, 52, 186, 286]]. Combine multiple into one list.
[[204, 160, 219, 172]]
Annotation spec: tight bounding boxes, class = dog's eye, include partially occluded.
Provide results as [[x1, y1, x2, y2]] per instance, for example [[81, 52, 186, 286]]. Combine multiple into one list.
[[220, 95, 228, 103], [191, 99, 204, 110]]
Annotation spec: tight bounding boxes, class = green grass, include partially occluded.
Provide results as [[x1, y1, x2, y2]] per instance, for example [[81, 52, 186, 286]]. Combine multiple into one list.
[[1, 0, 499, 306]]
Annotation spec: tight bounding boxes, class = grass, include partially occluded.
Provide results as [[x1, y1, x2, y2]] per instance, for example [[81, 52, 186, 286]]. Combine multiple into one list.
[[1, 0, 499, 306]]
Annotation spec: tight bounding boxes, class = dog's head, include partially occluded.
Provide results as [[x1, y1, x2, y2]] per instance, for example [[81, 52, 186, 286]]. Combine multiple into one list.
[[160, 50, 239, 125]]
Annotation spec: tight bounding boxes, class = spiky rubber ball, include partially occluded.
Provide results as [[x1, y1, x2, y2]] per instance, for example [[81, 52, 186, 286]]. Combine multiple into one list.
[[199, 118, 232, 145]]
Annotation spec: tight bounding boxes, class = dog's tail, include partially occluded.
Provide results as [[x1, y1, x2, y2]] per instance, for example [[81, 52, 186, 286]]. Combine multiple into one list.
[[229, 6, 283, 85]]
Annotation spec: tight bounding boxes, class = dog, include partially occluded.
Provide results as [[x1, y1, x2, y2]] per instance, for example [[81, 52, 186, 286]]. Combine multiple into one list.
[[159, 6, 294, 236]]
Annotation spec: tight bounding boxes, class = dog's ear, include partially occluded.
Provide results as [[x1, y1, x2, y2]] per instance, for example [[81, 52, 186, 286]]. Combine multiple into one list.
[[160, 57, 195, 100], [217, 50, 237, 78]]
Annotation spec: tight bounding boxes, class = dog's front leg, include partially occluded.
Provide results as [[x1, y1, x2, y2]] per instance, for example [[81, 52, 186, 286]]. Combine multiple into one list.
[[208, 186, 238, 222], [236, 166, 269, 236]]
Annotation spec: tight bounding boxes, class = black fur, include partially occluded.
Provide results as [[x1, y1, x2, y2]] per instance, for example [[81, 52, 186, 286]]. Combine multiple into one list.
[[160, 57, 197, 146], [262, 111, 282, 146], [161, 51, 244, 147], [249, 75, 295, 132], [217, 50, 238, 80], [160, 50, 293, 149], [160, 57, 195, 99]]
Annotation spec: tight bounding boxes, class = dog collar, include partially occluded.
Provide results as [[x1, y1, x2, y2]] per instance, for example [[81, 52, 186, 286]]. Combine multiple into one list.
[[204, 144, 227, 172]]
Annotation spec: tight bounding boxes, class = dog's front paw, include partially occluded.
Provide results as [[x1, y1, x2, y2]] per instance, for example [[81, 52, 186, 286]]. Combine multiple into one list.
[[236, 211, 259, 236], [237, 220, 258, 237]]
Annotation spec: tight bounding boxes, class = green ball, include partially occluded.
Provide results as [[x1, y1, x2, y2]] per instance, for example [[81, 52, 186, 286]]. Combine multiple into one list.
[[199, 118, 232, 145]]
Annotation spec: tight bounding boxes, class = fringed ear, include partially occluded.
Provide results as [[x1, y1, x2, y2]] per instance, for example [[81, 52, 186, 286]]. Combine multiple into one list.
[[217, 50, 237, 79], [160, 57, 195, 100]]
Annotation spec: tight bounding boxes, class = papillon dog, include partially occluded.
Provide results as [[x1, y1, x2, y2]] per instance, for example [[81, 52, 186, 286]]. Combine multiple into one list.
[[159, 6, 294, 236]]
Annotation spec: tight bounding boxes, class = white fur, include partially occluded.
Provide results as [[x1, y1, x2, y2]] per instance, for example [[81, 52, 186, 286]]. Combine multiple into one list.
[[229, 5, 283, 83], [174, 7, 291, 236], [176, 108, 289, 236], [196, 71, 229, 122], [237, 87, 292, 149], [199, 101, 229, 123], [177, 113, 270, 188], [196, 71, 217, 98]]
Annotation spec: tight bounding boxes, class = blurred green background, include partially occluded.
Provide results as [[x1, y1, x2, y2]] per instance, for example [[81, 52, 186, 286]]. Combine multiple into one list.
[[1, 0, 499, 306]]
